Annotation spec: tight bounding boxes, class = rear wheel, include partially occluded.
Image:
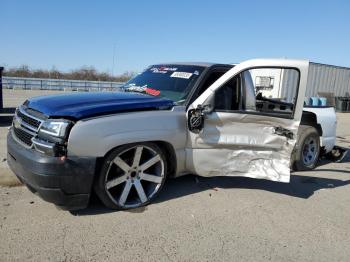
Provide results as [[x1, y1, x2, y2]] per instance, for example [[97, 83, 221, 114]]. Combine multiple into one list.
[[293, 125, 320, 171], [95, 143, 167, 210]]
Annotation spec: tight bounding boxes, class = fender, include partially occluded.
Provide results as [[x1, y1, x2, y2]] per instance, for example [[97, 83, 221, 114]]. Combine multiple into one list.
[[67, 106, 188, 174], [303, 107, 337, 152]]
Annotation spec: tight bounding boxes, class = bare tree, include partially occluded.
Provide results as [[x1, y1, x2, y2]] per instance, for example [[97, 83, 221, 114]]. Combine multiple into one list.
[[3, 65, 135, 82]]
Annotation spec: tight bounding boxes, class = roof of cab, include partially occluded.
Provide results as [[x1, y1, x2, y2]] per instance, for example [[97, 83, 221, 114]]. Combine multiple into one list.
[[153, 62, 234, 67]]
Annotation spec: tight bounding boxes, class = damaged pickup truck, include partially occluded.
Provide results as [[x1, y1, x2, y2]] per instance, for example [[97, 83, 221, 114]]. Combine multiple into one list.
[[7, 59, 337, 210]]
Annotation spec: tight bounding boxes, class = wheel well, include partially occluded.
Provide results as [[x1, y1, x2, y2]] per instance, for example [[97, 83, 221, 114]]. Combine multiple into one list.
[[301, 111, 323, 136], [153, 141, 177, 178]]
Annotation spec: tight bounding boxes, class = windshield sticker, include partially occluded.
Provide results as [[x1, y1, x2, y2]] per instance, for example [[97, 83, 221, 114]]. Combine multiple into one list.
[[170, 72, 193, 79], [125, 84, 160, 96], [145, 87, 161, 96], [125, 85, 145, 92], [150, 67, 178, 74]]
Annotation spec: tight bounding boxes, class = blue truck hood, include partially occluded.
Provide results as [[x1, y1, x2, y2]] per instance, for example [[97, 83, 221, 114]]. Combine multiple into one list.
[[24, 92, 174, 119]]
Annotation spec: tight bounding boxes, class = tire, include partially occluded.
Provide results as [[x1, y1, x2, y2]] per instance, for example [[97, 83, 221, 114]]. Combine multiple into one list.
[[94, 142, 167, 210], [292, 125, 320, 171]]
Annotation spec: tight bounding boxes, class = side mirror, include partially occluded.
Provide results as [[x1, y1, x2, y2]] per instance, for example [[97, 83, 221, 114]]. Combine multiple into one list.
[[188, 103, 212, 133]]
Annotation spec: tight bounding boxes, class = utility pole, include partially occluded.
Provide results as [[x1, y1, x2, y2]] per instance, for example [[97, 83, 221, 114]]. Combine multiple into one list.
[[112, 44, 117, 77]]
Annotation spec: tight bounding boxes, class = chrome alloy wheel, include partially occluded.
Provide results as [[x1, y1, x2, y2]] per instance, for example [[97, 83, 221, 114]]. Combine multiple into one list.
[[302, 136, 317, 166], [104, 145, 165, 209]]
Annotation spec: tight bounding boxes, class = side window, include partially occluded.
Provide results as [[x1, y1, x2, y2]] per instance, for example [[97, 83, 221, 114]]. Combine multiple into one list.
[[214, 75, 241, 111], [214, 67, 300, 118], [245, 68, 299, 117], [194, 70, 227, 99]]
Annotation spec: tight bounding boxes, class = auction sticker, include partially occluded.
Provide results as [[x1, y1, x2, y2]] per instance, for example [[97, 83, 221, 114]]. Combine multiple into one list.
[[170, 72, 193, 79]]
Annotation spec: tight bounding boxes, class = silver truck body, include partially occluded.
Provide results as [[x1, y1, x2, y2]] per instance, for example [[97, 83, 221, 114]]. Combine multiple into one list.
[[67, 59, 336, 183], [8, 58, 339, 210]]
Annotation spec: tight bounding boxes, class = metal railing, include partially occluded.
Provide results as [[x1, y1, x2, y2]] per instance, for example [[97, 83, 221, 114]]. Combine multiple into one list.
[[2, 76, 125, 92]]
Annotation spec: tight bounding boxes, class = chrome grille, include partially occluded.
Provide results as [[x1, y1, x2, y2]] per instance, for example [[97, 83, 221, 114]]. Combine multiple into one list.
[[17, 109, 41, 129], [12, 106, 45, 147], [13, 126, 34, 146]]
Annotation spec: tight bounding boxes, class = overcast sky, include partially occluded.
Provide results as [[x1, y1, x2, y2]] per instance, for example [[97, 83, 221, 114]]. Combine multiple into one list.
[[1, 0, 350, 75]]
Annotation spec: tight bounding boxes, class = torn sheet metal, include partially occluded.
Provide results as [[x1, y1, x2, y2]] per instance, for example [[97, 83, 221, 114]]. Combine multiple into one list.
[[323, 146, 348, 163], [186, 112, 299, 183]]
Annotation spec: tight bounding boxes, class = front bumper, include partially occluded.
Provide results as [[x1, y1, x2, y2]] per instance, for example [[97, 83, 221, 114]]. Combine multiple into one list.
[[7, 130, 96, 210]]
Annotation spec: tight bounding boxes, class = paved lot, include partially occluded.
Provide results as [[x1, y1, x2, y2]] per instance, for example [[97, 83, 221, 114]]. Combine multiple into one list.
[[1, 90, 350, 261]]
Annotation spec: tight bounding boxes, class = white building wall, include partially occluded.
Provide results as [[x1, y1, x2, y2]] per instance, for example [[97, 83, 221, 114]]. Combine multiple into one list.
[[248, 63, 350, 102], [306, 63, 350, 97], [249, 68, 283, 98]]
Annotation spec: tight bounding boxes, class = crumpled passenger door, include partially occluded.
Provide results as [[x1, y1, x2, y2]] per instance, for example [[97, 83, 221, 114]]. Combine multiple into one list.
[[186, 59, 309, 182]]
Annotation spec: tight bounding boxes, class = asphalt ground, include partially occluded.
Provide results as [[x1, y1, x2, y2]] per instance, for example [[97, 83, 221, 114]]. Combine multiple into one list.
[[0, 89, 350, 262]]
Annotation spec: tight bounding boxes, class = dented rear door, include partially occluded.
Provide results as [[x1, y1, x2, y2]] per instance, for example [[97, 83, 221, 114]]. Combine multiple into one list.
[[186, 59, 309, 182]]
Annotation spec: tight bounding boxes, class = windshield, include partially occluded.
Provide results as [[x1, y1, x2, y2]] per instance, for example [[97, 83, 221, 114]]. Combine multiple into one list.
[[122, 64, 205, 104]]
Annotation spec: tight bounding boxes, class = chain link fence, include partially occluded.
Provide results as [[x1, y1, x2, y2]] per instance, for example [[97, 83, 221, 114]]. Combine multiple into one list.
[[2, 77, 125, 92]]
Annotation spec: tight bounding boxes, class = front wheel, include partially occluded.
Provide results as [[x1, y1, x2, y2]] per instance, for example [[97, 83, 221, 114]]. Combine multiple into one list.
[[95, 143, 167, 210], [292, 125, 320, 171]]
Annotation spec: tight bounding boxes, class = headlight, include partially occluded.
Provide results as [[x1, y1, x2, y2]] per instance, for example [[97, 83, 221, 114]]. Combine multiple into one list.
[[39, 119, 73, 138]]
